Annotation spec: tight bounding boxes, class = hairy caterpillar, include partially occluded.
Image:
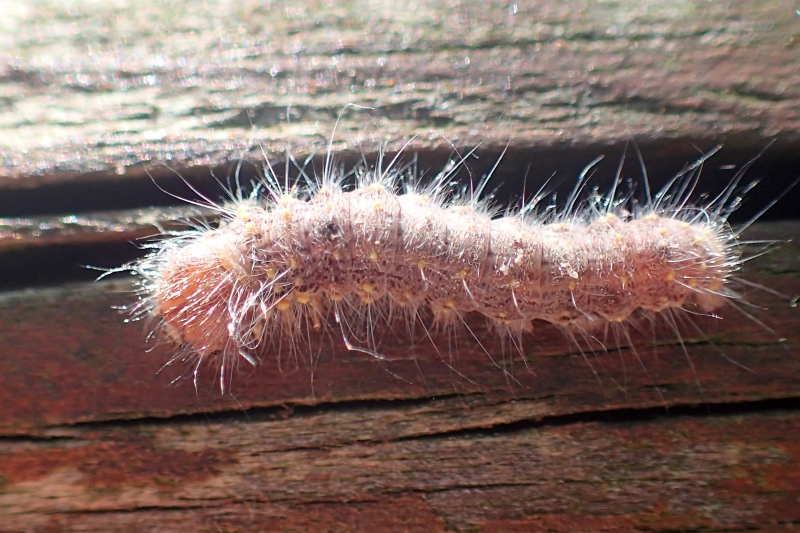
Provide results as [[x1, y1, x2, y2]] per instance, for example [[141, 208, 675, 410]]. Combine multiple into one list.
[[125, 140, 785, 394]]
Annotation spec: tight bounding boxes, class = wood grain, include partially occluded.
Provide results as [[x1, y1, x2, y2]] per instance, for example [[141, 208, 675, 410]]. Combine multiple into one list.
[[2, 409, 799, 532], [0, 220, 796, 428], [2, 0, 800, 187], [1, 0, 799, 530], [0, 220, 798, 530]]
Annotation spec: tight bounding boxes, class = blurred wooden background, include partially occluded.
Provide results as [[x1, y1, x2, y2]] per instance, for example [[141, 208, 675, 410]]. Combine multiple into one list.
[[1, 1, 799, 531]]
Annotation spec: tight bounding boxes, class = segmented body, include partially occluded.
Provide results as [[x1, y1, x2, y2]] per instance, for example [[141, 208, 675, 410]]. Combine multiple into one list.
[[136, 166, 737, 391]]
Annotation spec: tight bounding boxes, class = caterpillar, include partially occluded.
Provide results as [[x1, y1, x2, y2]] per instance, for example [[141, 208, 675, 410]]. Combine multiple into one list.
[[125, 140, 783, 394]]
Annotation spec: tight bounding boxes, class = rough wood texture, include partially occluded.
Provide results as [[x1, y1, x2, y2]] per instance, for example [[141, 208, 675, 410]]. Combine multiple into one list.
[[1, 0, 799, 531], [3, 407, 800, 532], [1, 0, 800, 187], [1, 221, 798, 531]]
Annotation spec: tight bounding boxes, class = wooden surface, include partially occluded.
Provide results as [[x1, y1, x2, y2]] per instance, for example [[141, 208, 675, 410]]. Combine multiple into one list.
[[1, 1, 800, 531], [2, 0, 800, 188]]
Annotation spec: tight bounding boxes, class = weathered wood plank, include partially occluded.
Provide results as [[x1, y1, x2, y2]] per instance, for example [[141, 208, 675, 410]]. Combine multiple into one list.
[[1, 0, 799, 187], [1, 0, 800, 530], [0, 206, 205, 252], [1, 404, 798, 531], [0, 221, 797, 434]]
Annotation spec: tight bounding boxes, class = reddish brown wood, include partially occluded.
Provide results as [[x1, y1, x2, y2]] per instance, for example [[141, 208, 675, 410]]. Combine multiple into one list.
[[0, 221, 798, 433], [0, 220, 797, 529], [1, 0, 800, 530], [1, 407, 798, 531]]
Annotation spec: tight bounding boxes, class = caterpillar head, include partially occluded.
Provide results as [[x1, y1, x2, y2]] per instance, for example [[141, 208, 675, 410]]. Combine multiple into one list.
[[154, 229, 249, 358]]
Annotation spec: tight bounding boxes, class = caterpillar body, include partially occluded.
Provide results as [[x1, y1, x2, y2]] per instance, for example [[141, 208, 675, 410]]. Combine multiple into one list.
[[128, 144, 766, 393]]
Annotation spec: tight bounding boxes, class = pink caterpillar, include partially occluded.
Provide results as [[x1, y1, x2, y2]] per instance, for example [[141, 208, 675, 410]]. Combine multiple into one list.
[[128, 144, 771, 393]]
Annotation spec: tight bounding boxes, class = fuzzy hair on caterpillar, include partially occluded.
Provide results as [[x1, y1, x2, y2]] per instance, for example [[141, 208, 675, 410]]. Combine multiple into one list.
[[121, 136, 792, 396]]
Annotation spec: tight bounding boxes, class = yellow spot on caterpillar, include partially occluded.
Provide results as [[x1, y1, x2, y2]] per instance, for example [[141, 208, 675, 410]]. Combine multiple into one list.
[[369, 250, 379, 263], [457, 270, 467, 280], [498, 311, 508, 319], [688, 278, 698, 288], [362, 282, 375, 294], [368, 183, 385, 192], [615, 233, 623, 242], [444, 299, 456, 309], [619, 275, 629, 286], [605, 213, 618, 220], [709, 280, 723, 291], [289, 258, 298, 269], [332, 250, 341, 261], [644, 213, 659, 221], [250, 320, 264, 339], [614, 315, 627, 323], [265, 267, 277, 279], [294, 277, 304, 287], [276, 298, 292, 311], [329, 287, 343, 301], [666, 271, 676, 281], [658, 227, 669, 237], [373, 200, 383, 211], [568, 281, 576, 291], [417, 260, 427, 270], [244, 221, 256, 233], [560, 311, 576, 324], [236, 206, 251, 222], [680, 222, 691, 230], [296, 292, 311, 304], [360, 294, 374, 304], [281, 208, 291, 221]]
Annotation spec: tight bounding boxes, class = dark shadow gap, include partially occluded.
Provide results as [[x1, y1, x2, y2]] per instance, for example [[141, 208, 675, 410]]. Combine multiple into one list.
[[1, 139, 799, 221], [0, 139, 798, 290], [50, 394, 800, 445]]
